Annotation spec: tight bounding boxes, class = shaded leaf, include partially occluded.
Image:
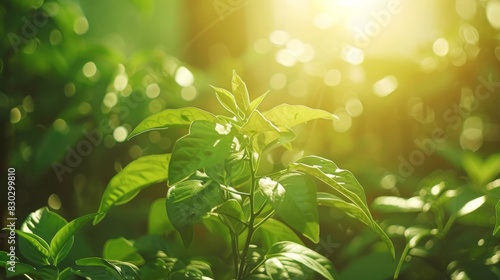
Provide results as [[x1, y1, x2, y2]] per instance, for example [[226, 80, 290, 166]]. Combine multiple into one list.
[[212, 199, 246, 234], [15, 230, 50, 266], [253, 218, 304, 251], [148, 198, 175, 235], [166, 180, 223, 247], [265, 241, 336, 280], [128, 107, 217, 139], [94, 154, 170, 224], [169, 120, 235, 184], [259, 173, 319, 243]]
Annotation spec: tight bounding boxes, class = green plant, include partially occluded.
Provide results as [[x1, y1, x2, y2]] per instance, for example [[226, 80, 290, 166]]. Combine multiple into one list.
[[372, 152, 500, 279], [2, 71, 394, 279]]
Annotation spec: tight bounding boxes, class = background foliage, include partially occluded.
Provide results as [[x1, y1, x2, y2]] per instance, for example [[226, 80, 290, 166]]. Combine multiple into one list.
[[2, 0, 500, 279]]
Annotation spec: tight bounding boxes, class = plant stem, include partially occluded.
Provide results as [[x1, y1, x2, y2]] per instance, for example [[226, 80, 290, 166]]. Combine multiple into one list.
[[236, 150, 259, 280]]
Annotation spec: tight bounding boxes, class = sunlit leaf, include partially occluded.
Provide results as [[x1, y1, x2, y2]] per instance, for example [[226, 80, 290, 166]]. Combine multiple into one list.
[[166, 180, 223, 247], [50, 213, 97, 265], [232, 70, 251, 115], [103, 237, 144, 266], [73, 257, 140, 279], [264, 241, 336, 280], [128, 107, 217, 139], [169, 120, 235, 185], [259, 173, 319, 243], [94, 154, 171, 224], [253, 129, 296, 154], [241, 111, 280, 136], [211, 85, 239, 116], [290, 156, 395, 258], [263, 104, 336, 128], [19, 207, 72, 265]]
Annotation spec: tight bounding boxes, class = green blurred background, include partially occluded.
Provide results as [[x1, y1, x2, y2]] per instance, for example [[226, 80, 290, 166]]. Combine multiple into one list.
[[2, 0, 500, 279]]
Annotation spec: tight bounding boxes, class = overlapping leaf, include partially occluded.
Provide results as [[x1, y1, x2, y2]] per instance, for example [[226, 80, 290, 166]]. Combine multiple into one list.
[[128, 107, 217, 139], [169, 120, 235, 184]]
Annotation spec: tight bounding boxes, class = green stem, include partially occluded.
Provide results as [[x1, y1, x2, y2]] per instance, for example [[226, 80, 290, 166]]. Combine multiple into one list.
[[236, 150, 259, 280]]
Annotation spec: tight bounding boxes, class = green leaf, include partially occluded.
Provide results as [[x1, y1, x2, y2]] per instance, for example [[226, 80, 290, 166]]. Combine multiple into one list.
[[264, 241, 336, 280], [291, 156, 395, 259], [148, 198, 175, 235], [94, 154, 171, 224], [73, 257, 140, 279], [103, 237, 145, 266], [372, 196, 424, 213], [169, 120, 235, 185], [211, 85, 239, 116], [249, 90, 269, 113], [232, 70, 251, 115], [212, 199, 246, 234], [241, 111, 281, 136], [317, 192, 371, 225], [166, 180, 223, 247], [128, 107, 217, 139], [15, 230, 51, 265], [258, 173, 319, 243], [494, 200, 500, 235], [253, 129, 296, 154], [253, 218, 304, 251], [18, 207, 70, 265], [50, 213, 97, 265], [263, 104, 336, 128]]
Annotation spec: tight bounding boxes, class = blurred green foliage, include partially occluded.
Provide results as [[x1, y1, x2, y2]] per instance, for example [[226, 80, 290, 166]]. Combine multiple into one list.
[[2, 0, 500, 279]]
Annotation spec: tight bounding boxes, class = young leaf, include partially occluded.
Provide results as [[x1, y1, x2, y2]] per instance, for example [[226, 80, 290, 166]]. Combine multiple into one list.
[[169, 120, 235, 185], [94, 154, 171, 224], [128, 107, 217, 139], [253, 129, 296, 154], [15, 230, 51, 265], [19, 207, 72, 265], [241, 111, 280, 136], [50, 213, 97, 265], [258, 173, 319, 243], [263, 104, 336, 128], [249, 90, 269, 113], [232, 70, 251, 115], [211, 85, 239, 116], [166, 180, 223, 247], [264, 241, 336, 280], [494, 200, 500, 235]]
